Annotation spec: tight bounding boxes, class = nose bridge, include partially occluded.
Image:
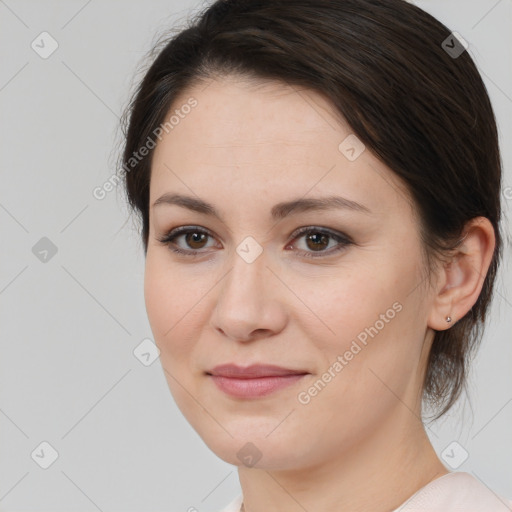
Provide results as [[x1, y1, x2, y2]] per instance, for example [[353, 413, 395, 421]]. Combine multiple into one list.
[[222, 237, 268, 307], [212, 236, 285, 340]]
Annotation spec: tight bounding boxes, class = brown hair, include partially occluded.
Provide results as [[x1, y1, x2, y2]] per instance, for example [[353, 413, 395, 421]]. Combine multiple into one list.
[[118, 0, 503, 421]]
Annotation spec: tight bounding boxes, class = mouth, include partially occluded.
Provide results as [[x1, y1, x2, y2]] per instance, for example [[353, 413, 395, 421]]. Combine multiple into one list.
[[205, 363, 310, 398]]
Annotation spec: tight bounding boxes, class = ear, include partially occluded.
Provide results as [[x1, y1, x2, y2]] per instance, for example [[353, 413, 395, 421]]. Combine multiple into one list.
[[427, 217, 496, 331]]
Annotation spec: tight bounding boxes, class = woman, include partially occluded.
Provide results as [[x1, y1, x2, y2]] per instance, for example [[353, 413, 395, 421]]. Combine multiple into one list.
[[119, 0, 512, 510]]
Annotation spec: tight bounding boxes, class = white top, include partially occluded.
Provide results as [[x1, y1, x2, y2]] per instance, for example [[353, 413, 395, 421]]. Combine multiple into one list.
[[218, 471, 512, 511]]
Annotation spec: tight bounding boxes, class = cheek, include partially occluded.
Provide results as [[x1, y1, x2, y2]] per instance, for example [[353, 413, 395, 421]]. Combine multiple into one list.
[[298, 255, 423, 396], [143, 254, 204, 410], [289, 280, 419, 461], [144, 256, 174, 341], [300, 265, 403, 348], [143, 253, 199, 358]]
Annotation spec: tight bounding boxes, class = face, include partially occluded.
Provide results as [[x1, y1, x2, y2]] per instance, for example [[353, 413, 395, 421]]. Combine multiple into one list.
[[144, 75, 436, 470]]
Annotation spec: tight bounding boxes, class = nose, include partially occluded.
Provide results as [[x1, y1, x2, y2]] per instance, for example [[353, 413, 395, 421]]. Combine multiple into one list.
[[210, 247, 288, 343]]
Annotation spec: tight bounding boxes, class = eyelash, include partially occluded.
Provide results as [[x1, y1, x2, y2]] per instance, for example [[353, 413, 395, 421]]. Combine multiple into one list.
[[156, 225, 353, 259]]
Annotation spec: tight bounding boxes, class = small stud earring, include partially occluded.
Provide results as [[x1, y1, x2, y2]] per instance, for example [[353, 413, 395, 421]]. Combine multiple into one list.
[[446, 316, 452, 323]]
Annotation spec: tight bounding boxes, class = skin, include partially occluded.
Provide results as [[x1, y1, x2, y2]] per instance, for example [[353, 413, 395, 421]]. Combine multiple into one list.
[[144, 74, 495, 512]]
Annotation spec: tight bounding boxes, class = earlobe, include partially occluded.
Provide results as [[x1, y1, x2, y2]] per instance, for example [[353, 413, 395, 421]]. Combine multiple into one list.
[[427, 256, 464, 331], [427, 217, 496, 331]]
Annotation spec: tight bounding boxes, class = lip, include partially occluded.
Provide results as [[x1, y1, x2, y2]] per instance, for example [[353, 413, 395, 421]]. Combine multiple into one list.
[[206, 364, 309, 398], [207, 363, 309, 378]]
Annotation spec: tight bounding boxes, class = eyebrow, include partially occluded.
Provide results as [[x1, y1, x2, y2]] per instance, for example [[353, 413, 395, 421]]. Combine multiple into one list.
[[152, 192, 372, 220], [153, 193, 372, 222]]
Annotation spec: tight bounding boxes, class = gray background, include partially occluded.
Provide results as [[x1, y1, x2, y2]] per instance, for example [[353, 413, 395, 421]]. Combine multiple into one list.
[[0, 0, 511, 511]]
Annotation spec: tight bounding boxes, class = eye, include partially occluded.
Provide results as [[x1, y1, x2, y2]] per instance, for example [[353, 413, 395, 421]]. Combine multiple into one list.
[[157, 226, 217, 257], [157, 225, 353, 258], [286, 226, 352, 258]]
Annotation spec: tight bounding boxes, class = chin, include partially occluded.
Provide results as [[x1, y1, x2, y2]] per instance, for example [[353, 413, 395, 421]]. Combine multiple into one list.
[[190, 416, 313, 470], [207, 439, 299, 470]]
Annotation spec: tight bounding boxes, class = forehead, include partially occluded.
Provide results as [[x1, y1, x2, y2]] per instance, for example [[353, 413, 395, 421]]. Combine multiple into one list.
[[154, 75, 345, 163], [149, 75, 413, 219]]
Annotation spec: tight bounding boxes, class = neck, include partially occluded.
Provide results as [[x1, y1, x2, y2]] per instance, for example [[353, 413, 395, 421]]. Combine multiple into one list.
[[237, 406, 448, 512]]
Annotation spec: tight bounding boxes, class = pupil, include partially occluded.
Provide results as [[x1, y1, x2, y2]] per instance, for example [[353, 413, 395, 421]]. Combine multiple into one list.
[[187, 232, 206, 248], [307, 232, 328, 251]]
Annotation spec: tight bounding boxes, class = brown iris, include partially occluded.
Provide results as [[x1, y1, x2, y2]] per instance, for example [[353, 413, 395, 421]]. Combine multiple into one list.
[[185, 231, 208, 249], [305, 232, 330, 252]]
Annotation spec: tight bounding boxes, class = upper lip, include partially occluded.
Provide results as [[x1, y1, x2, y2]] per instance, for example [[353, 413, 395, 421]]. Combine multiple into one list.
[[207, 364, 309, 378]]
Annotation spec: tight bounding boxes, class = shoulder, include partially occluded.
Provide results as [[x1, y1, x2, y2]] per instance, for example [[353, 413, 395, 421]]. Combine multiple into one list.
[[394, 471, 512, 512], [215, 474, 512, 512], [217, 493, 243, 512]]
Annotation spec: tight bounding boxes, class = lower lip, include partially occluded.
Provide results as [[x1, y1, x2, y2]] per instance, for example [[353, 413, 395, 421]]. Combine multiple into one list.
[[209, 374, 307, 398]]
